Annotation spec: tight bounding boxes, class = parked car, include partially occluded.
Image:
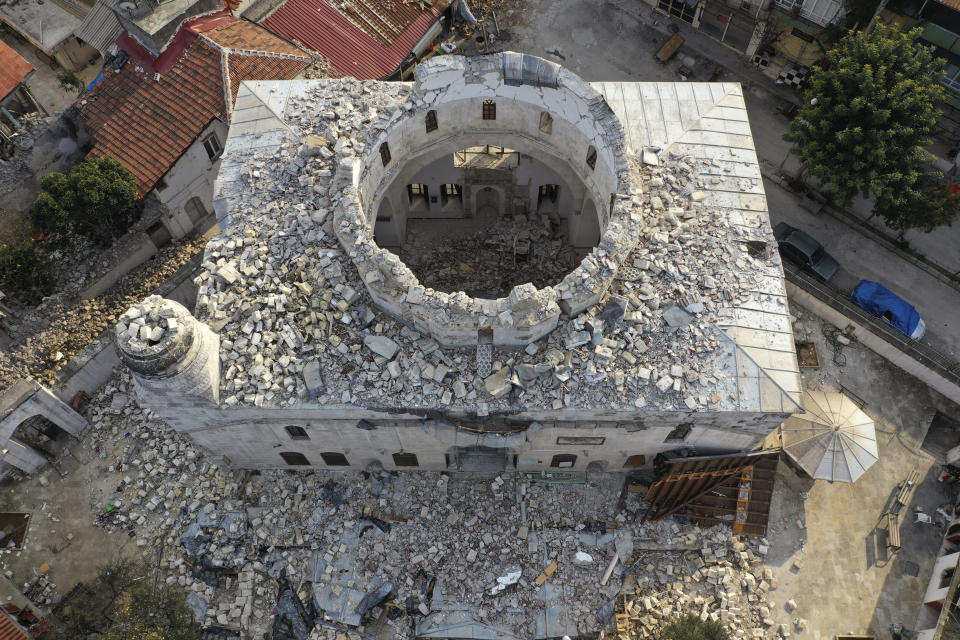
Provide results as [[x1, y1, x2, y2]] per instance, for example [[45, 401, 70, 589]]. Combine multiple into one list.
[[851, 280, 926, 339], [773, 223, 840, 281]]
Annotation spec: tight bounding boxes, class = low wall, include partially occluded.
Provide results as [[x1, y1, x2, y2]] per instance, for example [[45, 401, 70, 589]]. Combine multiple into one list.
[[80, 232, 159, 300], [786, 282, 960, 405]]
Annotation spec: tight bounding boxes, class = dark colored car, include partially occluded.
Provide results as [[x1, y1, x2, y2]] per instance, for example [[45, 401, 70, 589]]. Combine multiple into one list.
[[773, 223, 840, 281]]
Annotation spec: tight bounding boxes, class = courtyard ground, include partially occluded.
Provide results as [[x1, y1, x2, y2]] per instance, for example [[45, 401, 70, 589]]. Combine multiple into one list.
[[762, 302, 960, 638]]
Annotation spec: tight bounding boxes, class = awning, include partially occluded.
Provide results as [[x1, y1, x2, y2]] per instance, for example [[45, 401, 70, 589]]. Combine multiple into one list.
[[781, 389, 878, 483]]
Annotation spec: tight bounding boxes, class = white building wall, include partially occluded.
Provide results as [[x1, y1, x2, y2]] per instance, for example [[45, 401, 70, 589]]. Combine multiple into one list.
[[155, 120, 229, 238]]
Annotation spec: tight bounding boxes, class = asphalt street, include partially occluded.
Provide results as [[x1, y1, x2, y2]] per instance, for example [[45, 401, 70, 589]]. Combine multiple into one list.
[[506, 0, 960, 358]]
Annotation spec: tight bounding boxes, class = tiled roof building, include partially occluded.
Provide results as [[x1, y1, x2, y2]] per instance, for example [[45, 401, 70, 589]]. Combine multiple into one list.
[[79, 18, 309, 198]]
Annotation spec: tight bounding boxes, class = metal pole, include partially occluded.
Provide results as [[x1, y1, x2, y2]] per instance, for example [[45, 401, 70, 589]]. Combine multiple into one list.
[[721, 14, 732, 41]]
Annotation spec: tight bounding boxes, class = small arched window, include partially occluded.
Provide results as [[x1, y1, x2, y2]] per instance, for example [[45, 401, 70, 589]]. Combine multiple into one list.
[[586, 145, 597, 170], [425, 110, 438, 133], [280, 452, 311, 466], [320, 452, 350, 466], [539, 112, 553, 134], [284, 425, 309, 440], [379, 142, 391, 166]]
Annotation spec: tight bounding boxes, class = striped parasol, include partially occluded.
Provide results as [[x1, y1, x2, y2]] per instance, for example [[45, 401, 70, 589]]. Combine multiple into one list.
[[781, 389, 878, 483]]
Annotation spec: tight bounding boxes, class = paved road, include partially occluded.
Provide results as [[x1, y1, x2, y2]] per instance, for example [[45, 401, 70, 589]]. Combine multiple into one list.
[[507, 0, 960, 359], [763, 177, 960, 358]]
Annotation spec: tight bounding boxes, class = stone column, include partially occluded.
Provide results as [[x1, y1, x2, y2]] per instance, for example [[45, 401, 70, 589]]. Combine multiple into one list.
[[115, 295, 220, 416]]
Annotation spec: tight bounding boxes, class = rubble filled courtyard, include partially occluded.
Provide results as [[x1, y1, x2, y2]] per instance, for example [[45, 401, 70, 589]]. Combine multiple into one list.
[[0, 299, 956, 640], [0, 10, 958, 640]]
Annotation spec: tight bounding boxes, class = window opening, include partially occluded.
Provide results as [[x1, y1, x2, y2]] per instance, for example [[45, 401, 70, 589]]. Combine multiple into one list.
[[392, 452, 420, 467], [537, 184, 559, 206], [425, 110, 438, 133], [320, 452, 350, 466], [203, 134, 222, 160], [379, 142, 391, 166], [284, 425, 309, 440], [539, 112, 553, 134], [586, 145, 597, 170], [664, 423, 693, 442], [482, 100, 496, 120], [280, 452, 310, 466], [550, 454, 577, 468], [441, 183, 463, 206]]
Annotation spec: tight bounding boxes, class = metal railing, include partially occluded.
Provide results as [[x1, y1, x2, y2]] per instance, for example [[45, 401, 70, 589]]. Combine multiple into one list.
[[784, 262, 960, 387]]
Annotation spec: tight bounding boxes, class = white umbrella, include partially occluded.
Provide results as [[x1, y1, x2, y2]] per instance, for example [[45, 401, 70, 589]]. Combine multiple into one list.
[[781, 389, 879, 483]]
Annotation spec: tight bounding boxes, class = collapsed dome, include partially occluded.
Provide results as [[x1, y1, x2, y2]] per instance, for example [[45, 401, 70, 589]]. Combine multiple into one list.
[[333, 53, 643, 348]]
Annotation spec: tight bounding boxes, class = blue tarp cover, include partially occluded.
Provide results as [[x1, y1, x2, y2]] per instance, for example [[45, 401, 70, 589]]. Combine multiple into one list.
[[851, 280, 920, 336]]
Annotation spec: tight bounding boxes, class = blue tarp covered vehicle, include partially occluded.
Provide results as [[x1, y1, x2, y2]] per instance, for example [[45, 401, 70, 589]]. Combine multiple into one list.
[[851, 280, 926, 339]]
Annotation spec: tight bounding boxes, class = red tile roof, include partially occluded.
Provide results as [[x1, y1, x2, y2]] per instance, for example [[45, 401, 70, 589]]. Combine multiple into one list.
[[78, 19, 309, 198], [0, 39, 33, 101], [0, 611, 29, 640], [263, 0, 446, 79]]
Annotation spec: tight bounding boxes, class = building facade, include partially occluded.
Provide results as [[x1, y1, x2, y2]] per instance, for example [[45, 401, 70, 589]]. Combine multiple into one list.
[[117, 53, 803, 473]]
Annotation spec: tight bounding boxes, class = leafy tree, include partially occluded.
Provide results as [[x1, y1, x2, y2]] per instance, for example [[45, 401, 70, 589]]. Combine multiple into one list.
[[785, 24, 956, 232], [0, 238, 57, 303], [29, 156, 140, 247], [46, 558, 200, 640], [661, 614, 731, 640]]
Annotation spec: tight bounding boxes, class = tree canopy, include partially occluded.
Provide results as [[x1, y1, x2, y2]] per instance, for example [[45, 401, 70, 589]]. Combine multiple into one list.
[[29, 156, 139, 247], [48, 558, 199, 640], [785, 24, 958, 232]]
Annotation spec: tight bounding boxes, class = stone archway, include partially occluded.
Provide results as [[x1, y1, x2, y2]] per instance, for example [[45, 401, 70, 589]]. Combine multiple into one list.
[[0, 380, 89, 474], [475, 187, 502, 219]]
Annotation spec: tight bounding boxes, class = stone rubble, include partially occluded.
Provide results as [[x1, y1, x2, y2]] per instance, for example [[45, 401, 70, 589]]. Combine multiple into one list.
[[69, 371, 795, 639], [0, 237, 207, 387], [199, 77, 779, 412]]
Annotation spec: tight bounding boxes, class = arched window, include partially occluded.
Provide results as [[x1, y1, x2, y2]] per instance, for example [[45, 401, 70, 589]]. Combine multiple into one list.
[[425, 110, 438, 133], [320, 452, 350, 466], [284, 425, 309, 440], [379, 142, 391, 166], [280, 452, 311, 466], [539, 112, 553, 134], [586, 145, 597, 170]]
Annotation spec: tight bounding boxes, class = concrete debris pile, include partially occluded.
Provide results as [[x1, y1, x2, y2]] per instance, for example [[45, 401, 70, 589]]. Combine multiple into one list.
[[0, 237, 206, 387], [199, 77, 779, 412], [79, 373, 791, 639], [398, 216, 580, 298], [0, 113, 48, 197]]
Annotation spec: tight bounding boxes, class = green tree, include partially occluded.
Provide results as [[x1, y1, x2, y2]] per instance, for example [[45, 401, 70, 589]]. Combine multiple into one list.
[[661, 614, 731, 640], [785, 24, 956, 232], [29, 156, 139, 247], [0, 238, 57, 303], [47, 558, 200, 640]]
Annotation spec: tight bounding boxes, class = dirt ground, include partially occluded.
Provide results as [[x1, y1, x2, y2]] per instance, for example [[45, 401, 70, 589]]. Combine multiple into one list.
[[0, 420, 145, 617], [762, 302, 960, 638]]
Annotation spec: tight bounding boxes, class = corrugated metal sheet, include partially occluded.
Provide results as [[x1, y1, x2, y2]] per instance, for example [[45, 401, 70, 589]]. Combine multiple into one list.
[[263, 0, 447, 79], [76, 0, 123, 54]]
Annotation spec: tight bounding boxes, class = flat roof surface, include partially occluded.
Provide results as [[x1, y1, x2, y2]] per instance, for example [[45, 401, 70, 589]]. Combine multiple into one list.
[[0, 0, 80, 54], [206, 65, 801, 415]]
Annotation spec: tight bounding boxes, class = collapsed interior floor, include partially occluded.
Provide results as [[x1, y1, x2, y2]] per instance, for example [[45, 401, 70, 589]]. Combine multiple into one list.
[[397, 214, 588, 298]]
